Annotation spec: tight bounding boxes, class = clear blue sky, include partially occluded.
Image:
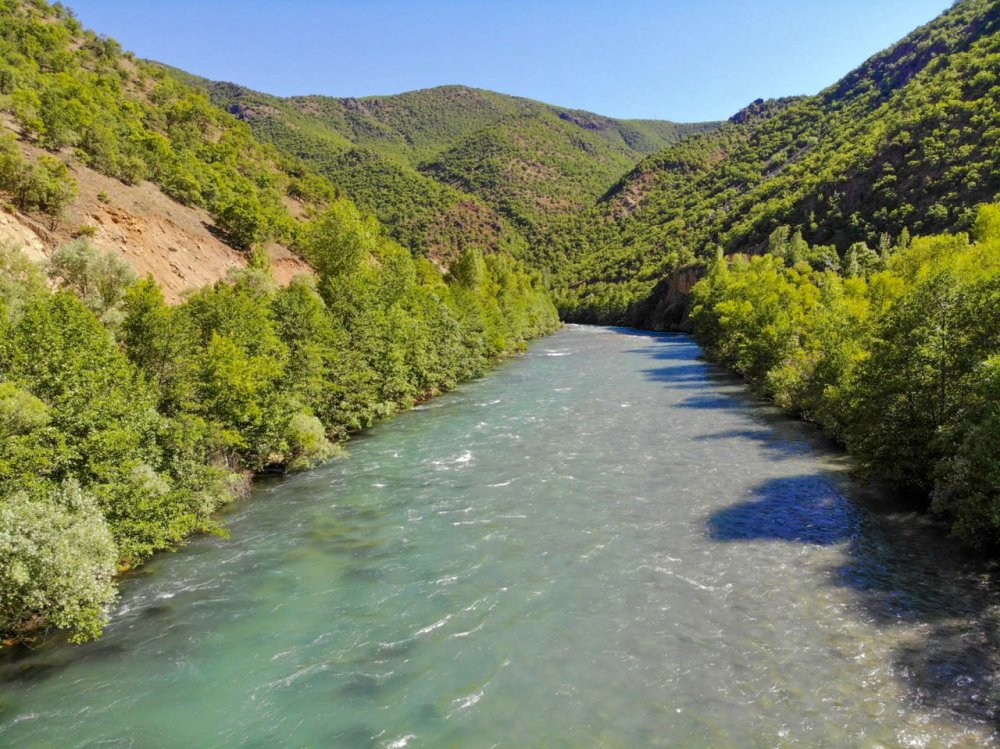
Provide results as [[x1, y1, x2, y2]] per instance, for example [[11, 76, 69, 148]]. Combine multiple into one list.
[[66, 0, 952, 122]]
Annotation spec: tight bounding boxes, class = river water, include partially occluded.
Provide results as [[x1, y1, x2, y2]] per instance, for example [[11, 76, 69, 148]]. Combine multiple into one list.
[[2, 326, 999, 747]]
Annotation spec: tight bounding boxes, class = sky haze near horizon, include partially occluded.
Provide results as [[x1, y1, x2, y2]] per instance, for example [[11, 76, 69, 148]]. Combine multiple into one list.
[[66, 0, 952, 121]]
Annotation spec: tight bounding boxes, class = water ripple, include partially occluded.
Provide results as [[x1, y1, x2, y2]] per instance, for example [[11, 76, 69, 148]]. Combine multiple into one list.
[[2, 326, 998, 748]]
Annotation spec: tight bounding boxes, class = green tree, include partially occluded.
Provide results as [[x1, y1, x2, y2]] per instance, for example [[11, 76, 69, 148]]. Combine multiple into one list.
[[49, 239, 138, 320], [0, 480, 118, 643]]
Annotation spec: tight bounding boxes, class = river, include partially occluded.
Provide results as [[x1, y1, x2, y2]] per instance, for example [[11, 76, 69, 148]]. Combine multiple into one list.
[[1, 325, 998, 747]]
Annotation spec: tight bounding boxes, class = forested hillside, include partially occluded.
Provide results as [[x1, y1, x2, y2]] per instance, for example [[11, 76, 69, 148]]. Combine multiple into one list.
[[0, 0, 340, 253], [163, 75, 528, 263], [3, 0, 1000, 645], [552, 0, 1000, 324], [270, 86, 700, 166], [0, 0, 559, 644], [176, 75, 717, 260]]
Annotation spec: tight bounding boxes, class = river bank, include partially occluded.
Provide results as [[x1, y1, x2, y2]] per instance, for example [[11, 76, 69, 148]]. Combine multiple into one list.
[[3, 326, 998, 747]]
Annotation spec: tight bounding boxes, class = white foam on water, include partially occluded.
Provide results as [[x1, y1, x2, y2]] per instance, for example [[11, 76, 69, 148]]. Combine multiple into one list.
[[449, 620, 486, 639], [384, 735, 416, 749], [447, 689, 485, 718], [413, 614, 452, 637]]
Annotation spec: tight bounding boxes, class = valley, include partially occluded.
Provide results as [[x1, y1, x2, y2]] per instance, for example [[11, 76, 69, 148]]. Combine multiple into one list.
[[1, 0, 999, 744]]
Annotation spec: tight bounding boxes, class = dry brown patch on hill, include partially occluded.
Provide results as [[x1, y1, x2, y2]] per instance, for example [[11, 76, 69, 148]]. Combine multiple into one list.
[[1, 148, 310, 302]]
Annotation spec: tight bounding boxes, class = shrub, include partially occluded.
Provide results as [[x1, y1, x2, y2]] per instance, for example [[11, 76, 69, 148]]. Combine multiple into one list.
[[0, 481, 118, 643], [284, 411, 338, 470], [0, 136, 77, 223], [0, 240, 47, 316], [48, 238, 137, 318], [215, 194, 267, 250]]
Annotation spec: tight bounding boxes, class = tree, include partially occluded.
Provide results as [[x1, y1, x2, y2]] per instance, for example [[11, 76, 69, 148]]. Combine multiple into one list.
[[0, 240, 47, 317], [299, 200, 378, 279], [49, 239, 137, 319], [0, 480, 118, 643], [215, 194, 267, 250], [932, 355, 1000, 544], [788, 229, 809, 265], [119, 278, 197, 412], [450, 246, 486, 288], [768, 225, 791, 258]]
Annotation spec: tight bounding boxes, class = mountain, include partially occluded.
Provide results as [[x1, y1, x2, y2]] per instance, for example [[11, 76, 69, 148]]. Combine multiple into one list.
[[550, 0, 1000, 324], [0, 0, 397, 297], [169, 74, 718, 261], [0, 0, 559, 644], [274, 85, 700, 166]]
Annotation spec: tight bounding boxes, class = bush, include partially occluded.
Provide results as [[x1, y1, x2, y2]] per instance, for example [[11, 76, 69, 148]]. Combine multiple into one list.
[[0, 136, 77, 223], [215, 194, 267, 250], [284, 411, 338, 470], [0, 481, 118, 642], [0, 240, 47, 317], [48, 238, 137, 318]]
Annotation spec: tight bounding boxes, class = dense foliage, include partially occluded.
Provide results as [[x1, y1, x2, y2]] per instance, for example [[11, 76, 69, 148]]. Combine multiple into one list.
[[0, 133, 76, 224], [242, 84, 709, 170], [0, 0, 560, 646], [167, 77, 516, 262], [0, 203, 558, 642], [182, 77, 717, 260], [420, 111, 660, 237], [690, 203, 1000, 545], [552, 0, 1000, 322], [0, 0, 337, 249]]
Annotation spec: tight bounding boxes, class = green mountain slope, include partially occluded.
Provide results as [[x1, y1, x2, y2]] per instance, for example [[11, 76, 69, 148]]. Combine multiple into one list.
[[553, 0, 1000, 323], [419, 109, 677, 235], [277, 85, 711, 167], [167, 77, 529, 262], [171, 75, 717, 260]]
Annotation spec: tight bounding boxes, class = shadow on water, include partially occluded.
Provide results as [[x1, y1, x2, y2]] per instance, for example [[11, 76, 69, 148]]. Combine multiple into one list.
[[627, 328, 1000, 738], [694, 430, 811, 459], [639, 364, 710, 384], [707, 475, 858, 545], [0, 632, 128, 711], [832, 507, 1000, 734]]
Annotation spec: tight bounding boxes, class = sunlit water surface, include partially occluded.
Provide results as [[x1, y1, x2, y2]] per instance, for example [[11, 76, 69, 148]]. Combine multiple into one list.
[[2, 326, 999, 747]]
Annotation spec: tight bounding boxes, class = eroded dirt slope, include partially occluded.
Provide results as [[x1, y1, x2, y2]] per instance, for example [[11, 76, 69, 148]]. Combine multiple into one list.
[[1, 143, 311, 302]]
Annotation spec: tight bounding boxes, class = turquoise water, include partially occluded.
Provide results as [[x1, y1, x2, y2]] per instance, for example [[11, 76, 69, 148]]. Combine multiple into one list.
[[2, 325, 998, 747]]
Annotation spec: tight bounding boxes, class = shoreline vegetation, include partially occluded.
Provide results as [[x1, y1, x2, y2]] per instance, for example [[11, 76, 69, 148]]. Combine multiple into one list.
[[688, 203, 1000, 550], [1, 0, 999, 650], [0, 234, 559, 646], [0, 0, 558, 646]]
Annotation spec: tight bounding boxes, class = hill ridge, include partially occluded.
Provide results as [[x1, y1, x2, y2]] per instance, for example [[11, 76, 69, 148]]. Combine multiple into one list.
[[169, 68, 718, 259], [547, 0, 1000, 324]]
